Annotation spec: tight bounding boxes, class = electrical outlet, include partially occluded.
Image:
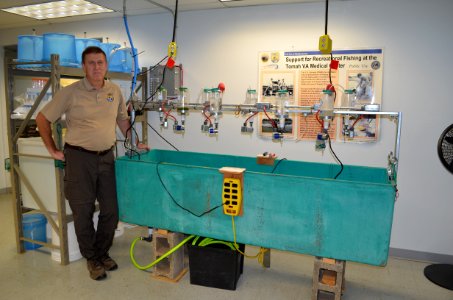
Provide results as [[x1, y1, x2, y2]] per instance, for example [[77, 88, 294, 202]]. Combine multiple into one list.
[[319, 34, 332, 54]]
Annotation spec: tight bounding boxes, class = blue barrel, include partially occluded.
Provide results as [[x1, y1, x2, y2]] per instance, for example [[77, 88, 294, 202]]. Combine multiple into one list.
[[100, 43, 121, 64], [17, 35, 43, 68], [109, 47, 138, 73], [43, 33, 76, 66], [75, 38, 101, 65]]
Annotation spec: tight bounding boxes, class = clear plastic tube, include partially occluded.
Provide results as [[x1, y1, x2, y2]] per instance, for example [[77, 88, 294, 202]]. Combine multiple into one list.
[[210, 88, 222, 113]]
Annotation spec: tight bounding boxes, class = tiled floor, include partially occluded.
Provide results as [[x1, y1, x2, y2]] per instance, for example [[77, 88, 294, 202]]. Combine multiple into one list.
[[0, 193, 451, 299]]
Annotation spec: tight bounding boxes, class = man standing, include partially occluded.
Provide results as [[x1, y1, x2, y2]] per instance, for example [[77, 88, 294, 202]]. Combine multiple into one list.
[[36, 46, 148, 280]]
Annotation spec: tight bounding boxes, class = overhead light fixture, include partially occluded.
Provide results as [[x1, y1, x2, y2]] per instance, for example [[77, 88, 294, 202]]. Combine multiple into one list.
[[2, 0, 113, 20]]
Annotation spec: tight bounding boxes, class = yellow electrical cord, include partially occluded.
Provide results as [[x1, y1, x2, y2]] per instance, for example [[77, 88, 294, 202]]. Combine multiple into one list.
[[130, 234, 194, 270], [130, 216, 269, 271], [231, 215, 268, 267]]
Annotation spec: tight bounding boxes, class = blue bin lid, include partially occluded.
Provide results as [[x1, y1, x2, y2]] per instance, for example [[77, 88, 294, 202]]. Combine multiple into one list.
[[22, 213, 47, 226], [18, 35, 43, 38], [43, 32, 75, 38]]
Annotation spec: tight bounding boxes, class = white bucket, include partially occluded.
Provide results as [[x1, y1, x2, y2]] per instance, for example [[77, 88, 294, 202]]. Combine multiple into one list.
[[50, 213, 84, 263], [49, 211, 124, 262]]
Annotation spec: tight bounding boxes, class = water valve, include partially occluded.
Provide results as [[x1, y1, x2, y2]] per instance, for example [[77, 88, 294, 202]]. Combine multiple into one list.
[[273, 132, 283, 140], [315, 132, 327, 151], [201, 123, 210, 132], [241, 122, 254, 133], [173, 123, 184, 132]]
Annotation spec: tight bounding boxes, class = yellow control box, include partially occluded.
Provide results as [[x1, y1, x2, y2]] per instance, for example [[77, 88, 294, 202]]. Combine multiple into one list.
[[222, 178, 242, 216], [168, 41, 177, 58], [319, 34, 332, 54]]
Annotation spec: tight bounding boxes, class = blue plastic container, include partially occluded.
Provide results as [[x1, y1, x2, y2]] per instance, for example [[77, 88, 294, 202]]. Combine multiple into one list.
[[100, 43, 121, 63], [43, 33, 76, 66], [75, 38, 101, 65], [22, 213, 47, 250], [17, 35, 43, 68], [109, 47, 137, 73], [18, 35, 43, 61]]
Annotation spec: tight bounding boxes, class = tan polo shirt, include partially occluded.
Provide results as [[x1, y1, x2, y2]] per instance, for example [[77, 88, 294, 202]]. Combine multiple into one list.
[[40, 78, 128, 151]]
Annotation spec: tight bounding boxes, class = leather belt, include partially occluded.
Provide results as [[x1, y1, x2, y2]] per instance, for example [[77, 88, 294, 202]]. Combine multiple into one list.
[[65, 143, 113, 156]]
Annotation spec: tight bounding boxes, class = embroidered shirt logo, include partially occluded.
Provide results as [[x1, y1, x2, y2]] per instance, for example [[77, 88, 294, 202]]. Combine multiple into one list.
[[106, 93, 114, 102]]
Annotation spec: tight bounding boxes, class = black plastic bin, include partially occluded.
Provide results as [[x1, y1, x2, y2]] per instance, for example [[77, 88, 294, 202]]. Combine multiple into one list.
[[188, 242, 245, 290]]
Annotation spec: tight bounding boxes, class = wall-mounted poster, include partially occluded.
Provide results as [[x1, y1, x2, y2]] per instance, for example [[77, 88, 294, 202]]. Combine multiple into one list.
[[258, 49, 383, 143]]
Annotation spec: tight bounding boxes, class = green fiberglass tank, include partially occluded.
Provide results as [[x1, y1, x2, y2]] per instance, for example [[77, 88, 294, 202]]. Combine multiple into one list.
[[116, 150, 396, 266]]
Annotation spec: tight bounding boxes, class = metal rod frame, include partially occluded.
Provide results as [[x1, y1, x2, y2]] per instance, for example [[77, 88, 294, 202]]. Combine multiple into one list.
[[137, 99, 402, 181]]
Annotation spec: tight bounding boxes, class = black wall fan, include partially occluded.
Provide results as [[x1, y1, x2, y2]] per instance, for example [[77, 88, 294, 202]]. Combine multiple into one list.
[[423, 124, 453, 290], [438, 124, 453, 174]]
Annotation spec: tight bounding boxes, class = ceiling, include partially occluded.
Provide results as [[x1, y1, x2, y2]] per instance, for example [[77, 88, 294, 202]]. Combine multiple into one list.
[[0, 0, 330, 30]]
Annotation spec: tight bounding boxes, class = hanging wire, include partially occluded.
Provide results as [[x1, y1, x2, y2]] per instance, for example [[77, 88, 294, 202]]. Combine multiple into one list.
[[139, 58, 168, 112], [324, 0, 329, 35], [326, 134, 344, 179], [144, 0, 174, 16], [271, 158, 287, 174], [122, 0, 141, 157], [138, 0, 179, 112], [172, 0, 178, 43], [323, 0, 343, 178], [121, 0, 179, 157], [156, 162, 223, 217], [262, 106, 278, 129], [147, 122, 179, 151]]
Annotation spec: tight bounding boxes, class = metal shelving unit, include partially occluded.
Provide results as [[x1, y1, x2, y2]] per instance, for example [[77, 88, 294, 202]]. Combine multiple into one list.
[[4, 54, 142, 265]]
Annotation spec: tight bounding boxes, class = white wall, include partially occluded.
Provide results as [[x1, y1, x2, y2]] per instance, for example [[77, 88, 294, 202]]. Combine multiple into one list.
[[1, 0, 452, 258]]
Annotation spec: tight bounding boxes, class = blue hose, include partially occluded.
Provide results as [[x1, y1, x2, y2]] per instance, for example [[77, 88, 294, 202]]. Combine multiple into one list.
[[122, 9, 139, 100]]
